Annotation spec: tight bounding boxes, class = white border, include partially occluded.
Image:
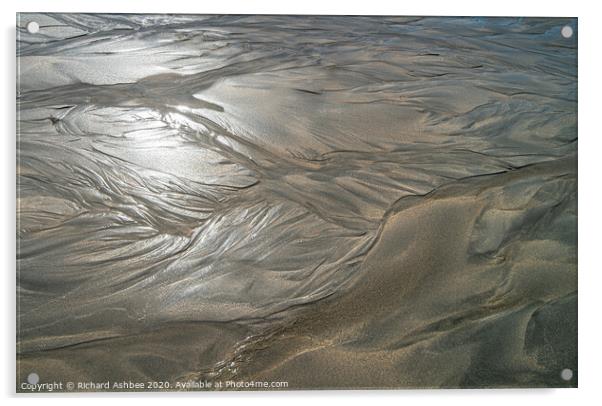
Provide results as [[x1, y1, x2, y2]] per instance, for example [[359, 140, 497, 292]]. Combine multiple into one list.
[[2, 0, 583, 16], [2, 1, 600, 405]]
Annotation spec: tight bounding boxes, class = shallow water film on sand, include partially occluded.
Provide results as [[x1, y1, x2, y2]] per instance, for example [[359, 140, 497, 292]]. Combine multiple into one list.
[[16, 14, 577, 391]]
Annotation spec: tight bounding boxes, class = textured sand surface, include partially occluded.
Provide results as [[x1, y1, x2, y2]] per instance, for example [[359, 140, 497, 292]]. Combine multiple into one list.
[[16, 14, 577, 390]]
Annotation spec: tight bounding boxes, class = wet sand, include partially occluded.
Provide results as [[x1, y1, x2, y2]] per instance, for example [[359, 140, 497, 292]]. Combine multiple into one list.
[[17, 15, 577, 390]]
